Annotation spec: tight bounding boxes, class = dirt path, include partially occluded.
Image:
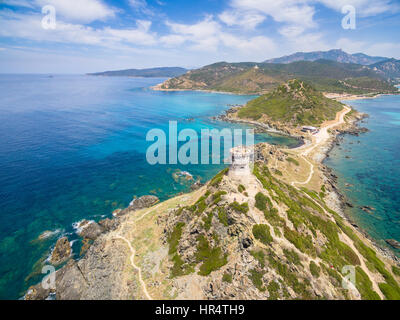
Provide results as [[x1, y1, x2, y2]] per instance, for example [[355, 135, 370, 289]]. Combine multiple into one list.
[[113, 203, 163, 300], [292, 106, 351, 186], [115, 235, 153, 300]]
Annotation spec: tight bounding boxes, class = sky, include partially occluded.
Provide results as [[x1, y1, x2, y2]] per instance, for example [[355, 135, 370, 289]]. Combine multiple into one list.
[[0, 0, 399, 73]]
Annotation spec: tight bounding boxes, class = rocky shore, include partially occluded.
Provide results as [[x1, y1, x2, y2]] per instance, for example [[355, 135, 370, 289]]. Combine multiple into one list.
[[315, 112, 400, 264], [214, 106, 305, 146], [25, 195, 160, 300], [24, 103, 400, 300]]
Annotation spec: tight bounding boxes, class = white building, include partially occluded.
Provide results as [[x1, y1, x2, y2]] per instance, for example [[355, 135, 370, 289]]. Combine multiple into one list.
[[229, 146, 253, 176], [301, 126, 319, 134]]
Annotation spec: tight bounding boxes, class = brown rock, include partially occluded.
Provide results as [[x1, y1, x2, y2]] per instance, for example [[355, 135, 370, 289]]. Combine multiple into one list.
[[77, 221, 104, 240], [50, 237, 71, 265], [98, 218, 119, 231], [115, 195, 159, 217], [386, 239, 400, 249]]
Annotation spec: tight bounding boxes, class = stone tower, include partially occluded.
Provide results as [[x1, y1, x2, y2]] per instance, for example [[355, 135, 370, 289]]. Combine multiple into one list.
[[229, 146, 253, 176]]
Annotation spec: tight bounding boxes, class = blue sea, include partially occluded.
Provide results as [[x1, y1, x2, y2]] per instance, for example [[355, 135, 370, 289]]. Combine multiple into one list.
[[325, 92, 400, 256], [0, 74, 299, 299]]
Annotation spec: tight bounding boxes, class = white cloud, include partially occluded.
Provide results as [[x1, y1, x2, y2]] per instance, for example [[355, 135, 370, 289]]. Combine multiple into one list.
[[128, 0, 155, 16], [285, 32, 329, 53], [335, 38, 367, 53], [164, 16, 276, 57], [316, 0, 398, 17], [230, 0, 316, 29], [35, 0, 115, 23], [224, 0, 398, 40], [103, 20, 157, 45], [336, 37, 400, 58], [279, 25, 307, 38], [219, 10, 265, 29], [160, 34, 186, 46], [129, 0, 147, 9], [2, 0, 34, 8], [0, 12, 156, 47]]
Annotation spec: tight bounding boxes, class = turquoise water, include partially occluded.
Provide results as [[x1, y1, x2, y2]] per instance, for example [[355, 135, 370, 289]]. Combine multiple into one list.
[[0, 74, 298, 299], [325, 93, 400, 256]]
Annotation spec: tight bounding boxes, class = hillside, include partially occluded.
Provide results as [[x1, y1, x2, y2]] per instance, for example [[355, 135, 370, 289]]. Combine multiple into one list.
[[158, 60, 397, 95], [370, 59, 400, 80], [236, 79, 343, 127], [25, 145, 400, 300], [88, 67, 187, 78], [265, 49, 387, 65]]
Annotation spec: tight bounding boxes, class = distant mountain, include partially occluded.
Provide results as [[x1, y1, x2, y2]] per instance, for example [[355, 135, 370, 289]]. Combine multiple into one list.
[[369, 58, 400, 80], [265, 49, 388, 66], [88, 67, 188, 78], [159, 60, 397, 95]]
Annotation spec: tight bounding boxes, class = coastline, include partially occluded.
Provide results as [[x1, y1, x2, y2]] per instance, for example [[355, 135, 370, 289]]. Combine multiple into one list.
[[151, 83, 261, 96], [325, 91, 400, 102], [218, 98, 400, 263], [294, 106, 400, 263], [24, 89, 400, 300]]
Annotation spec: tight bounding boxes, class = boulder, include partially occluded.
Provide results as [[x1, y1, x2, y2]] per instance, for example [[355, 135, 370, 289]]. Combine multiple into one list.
[[386, 239, 400, 249], [25, 284, 51, 300], [98, 218, 119, 232], [77, 221, 104, 240], [50, 237, 71, 265], [129, 195, 159, 210]]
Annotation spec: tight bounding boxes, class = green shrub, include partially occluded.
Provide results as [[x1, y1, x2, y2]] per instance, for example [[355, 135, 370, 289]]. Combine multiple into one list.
[[170, 254, 194, 278], [210, 168, 229, 187], [175, 207, 184, 216], [286, 157, 299, 166], [229, 201, 249, 214], [310, 261, 320, 278], [274, 227, 282, 237], [250, 250, 266, 268], [255, 192, 271, 211], [284, 227, 315, 257], [202, 212, 213, 231], [264, 208, 285, 227], [356, 267, 381, 300], [168, 222, 185, 255], [267, 281, 280, 300], [392, 266, 400, 277], [238, 184, 246, 193], [379, 283, 400, 300], [195, 197, 207, 214], [212, 191, 227, 205], [267, 251, 311, 298], [195, 235, 228, 276], [217, 207, 228, 227], [252, 224, 273, 245], [283, 248, 301, 266], [249, 269, 266, 291], [222, 273, 232, 283]]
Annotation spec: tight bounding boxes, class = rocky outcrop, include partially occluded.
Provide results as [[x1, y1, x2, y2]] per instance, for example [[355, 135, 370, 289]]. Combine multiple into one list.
[[114, 195, 159, 217], [50, 237, 71, 265], [76, 221, 105, 241], [26, 231, 135, 300], [386, 239, 400, 249], [98, 218, 119, 232]]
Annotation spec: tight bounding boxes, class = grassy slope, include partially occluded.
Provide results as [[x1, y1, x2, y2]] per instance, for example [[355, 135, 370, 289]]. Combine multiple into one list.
[[237, 79, 343, 126], [158, 164, 400, 299], [160, 60, 398, 94]]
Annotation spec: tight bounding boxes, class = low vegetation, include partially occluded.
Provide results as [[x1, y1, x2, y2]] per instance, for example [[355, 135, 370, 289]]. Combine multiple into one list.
[[195, 235, 228, 276], [252, 224, 273, 246], [238, 80, 344, 126]]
